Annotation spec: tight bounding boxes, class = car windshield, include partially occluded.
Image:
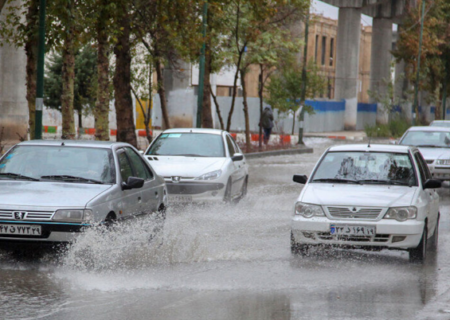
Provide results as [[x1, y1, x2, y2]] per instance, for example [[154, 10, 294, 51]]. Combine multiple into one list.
[[146, 133, 225, 157], [430, 121, 450, 128], [0, 145, 115, 184], [400, 130, 450, 147], [311, 151, 417, 186]]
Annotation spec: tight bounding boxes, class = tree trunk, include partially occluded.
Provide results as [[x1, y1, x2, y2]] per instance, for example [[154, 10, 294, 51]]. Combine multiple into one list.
[[258, 64, 263, 151], [95, 12, 110, 141], [25, 1, 38, 140], [61, 21, 76, 140], [202, 43, 213, 128], [210, 87, 224, 130], [78, 110, 83, 130], [226, 50, 244, 132], [240, 68, 250, 152], [113, 9, 137, 147], [146, 65, 153, 143], [155, 57, 170, 129]]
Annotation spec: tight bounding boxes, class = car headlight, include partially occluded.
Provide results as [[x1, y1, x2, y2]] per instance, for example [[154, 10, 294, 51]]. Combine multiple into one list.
[[295, 202, 325, 218], [436, 159, 450, 165], [384, 207, 417, 222], [195, 170, 222, 181], [53, 209, 94, 223]]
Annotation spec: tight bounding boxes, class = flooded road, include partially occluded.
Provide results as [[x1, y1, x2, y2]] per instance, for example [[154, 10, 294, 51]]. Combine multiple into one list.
[[1, 138, 449, 320]]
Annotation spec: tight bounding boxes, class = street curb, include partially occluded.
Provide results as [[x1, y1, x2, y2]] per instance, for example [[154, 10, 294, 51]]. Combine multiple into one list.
[[245, 146, 313, 159], [304, 135, 365, 141]]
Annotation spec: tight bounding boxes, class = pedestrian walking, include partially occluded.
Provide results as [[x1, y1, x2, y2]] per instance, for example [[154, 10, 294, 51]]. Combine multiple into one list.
[[260, 105, 274, 145]]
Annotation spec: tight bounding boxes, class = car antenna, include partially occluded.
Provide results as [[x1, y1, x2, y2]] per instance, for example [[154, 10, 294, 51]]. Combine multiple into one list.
[[367, 127, 380, 148], [61, 141, 65, 146]]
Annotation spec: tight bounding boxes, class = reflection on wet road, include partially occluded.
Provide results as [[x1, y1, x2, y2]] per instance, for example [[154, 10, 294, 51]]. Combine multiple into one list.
[[1, 138, 449, 319]]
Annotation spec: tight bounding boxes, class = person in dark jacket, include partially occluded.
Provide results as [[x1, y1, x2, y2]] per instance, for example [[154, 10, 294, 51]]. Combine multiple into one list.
[[260, 105, 274, 144]]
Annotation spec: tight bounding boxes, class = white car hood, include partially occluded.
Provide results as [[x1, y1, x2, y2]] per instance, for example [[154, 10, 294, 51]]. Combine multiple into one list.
[[418, 147, 450, 161], [0, 181, 113, 208], [300, 183, 417, 207], [146, 156, 227, 178]]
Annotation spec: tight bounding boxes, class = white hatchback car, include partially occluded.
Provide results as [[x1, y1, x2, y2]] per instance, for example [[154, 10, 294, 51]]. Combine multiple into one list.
[[144, 128, 248, 203], [291, 144, 441, 262]]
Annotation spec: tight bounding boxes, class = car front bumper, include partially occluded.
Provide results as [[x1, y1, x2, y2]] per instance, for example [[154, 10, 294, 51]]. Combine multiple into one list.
[[291, 216, 424, 250], [166, 181, 226, 203]]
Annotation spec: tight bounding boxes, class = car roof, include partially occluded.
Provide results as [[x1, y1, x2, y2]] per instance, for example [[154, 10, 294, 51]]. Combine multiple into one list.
[[162, 128, 224, 135], [406, 126, 450, 132], [431, 120, 450, 123], [16, 140, 131, 149], [328, 144, 417, 153]]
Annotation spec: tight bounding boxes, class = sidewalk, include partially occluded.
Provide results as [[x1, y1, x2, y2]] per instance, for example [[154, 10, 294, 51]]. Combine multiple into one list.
[[304, 131, 367, 141]]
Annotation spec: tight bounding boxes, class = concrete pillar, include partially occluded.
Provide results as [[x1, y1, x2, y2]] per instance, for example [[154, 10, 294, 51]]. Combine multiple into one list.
[[335, 7, 362, 130], [369, 18, 393, 125], [0, 0, 28, 143]]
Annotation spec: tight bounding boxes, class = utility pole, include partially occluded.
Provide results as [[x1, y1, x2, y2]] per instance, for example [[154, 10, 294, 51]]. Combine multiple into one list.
[[298, 12, 309, 145], [196, 1, 208, 128], [412, 0, 426, 126], [442, 60, 449, 120], [35, 0, 46, 140]]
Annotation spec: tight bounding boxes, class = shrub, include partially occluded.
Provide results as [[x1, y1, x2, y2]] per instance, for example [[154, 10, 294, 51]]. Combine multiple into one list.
[[364, 116, 410, 138]]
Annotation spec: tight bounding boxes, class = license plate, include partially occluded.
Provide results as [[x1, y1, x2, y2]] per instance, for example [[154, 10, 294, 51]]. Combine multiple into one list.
[[0, 224, 42, 236], [330, 224, 375, 236], [169, 195, 193, 202]]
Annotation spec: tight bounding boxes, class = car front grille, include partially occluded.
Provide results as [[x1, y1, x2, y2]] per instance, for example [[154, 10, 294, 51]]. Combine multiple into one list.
[[0, 210, 54, 221], [326, 207, 383, 220], [316, 232, 390, 243]]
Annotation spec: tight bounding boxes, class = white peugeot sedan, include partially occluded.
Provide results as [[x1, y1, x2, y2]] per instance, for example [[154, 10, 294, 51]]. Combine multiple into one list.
[[291, 144, 441, 262], [398, 126, 450, 181], [144, 128, 248, 203]]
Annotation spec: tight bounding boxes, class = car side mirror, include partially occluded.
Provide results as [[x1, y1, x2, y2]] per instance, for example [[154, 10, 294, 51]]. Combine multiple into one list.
[[232, 153, 244, 161], [293, 175, 308, 184], [122, 176, 145, 190], [423, 179, 441, 189]]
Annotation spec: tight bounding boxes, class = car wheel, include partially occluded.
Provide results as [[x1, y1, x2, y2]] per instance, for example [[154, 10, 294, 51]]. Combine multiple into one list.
[[409, 226, 427, 262], [104, 212, 117, 229], [223, 179, 232, 203], [291, 232, 309, 256], [157, 203, 167, 221], [430, 214, 440, 252]]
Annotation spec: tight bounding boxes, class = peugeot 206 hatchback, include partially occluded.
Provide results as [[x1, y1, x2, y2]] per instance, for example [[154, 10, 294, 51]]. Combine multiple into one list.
[[291, 144, 441, 262], [0, 140, 167, 250]]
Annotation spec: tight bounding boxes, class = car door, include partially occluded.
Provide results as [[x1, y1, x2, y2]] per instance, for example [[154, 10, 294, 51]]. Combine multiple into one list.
[[124, 147, 160, 214], [414, 152, 439, 235], [225, 134, 245, 196], [117, 149, 142, 218]]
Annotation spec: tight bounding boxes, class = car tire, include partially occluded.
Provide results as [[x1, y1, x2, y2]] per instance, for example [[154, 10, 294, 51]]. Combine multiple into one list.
[[291, 232, 309, 256], [409, 226, 427, 263], [104, 212, 117, 229], [223, 179, 232, 203], [430, 214, 439, 252]]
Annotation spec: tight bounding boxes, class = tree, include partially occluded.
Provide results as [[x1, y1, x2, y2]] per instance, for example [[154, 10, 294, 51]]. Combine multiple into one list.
[[44, 46, 97, 129], [266, 60, 326, 134]]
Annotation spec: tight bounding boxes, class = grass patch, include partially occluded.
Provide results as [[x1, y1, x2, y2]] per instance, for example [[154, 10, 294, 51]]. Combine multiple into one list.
[[364, 116, 411, 138]]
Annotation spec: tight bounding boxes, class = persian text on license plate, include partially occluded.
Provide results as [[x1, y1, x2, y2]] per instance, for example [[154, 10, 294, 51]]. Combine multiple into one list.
[[330, 224, 375, 236], [170, 195, 193, 202], [0, 224, 42, 236]]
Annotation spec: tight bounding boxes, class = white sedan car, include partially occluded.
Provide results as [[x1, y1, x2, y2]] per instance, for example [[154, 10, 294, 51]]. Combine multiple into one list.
[[144, 128, 248, 203], [291, 144, 441, 262], [398, 126, 450, 181]]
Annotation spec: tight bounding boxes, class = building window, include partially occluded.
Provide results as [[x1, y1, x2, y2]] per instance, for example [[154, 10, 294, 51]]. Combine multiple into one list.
[[315, 35, 319, 62], [321, 36, 327, 66], [330, 38, 334, 66]]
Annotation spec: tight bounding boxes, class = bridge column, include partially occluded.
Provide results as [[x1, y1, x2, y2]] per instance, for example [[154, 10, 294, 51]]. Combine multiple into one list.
[[369, 18, 393, 125], [335, 7, 362, 130]]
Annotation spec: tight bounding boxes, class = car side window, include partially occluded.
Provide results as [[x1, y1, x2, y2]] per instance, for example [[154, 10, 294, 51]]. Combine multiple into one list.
[[226, 135, 236, 157], [117, 150, 134, 183], [416, 152, 432, 180], [414, 153, 427, 184], [230, 135, 241, 154], [125, 147, 153, 180]]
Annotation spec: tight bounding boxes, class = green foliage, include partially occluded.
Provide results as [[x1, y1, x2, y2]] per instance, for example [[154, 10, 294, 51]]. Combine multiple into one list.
[[265, 60, 327, 116], [44, 45, 98, 115], [364, 115, 411, 138]]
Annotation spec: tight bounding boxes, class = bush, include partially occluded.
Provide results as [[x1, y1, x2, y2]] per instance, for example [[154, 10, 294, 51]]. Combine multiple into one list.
[[364, 116, 410, 138]]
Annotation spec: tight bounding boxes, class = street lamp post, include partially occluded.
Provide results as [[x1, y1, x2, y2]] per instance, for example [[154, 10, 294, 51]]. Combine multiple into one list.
[[196, 1, 208, 128], [412, 0, 426, 126], [35, 0, 46, 139]]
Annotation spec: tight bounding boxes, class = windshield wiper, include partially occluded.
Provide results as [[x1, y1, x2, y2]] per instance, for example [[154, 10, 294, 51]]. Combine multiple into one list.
[[359, 179, 410, 186], [41, 175, 104, 184], [175, 154, 207, 157], [0, 172, 40, 181], [416, 145, 447, 148], [312, 178, 361, 184]]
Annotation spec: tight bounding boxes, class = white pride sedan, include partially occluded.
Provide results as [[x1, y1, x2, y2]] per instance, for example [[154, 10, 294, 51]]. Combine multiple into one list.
[[144, 128, 248, 203], [291, 144, 441, 262]]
